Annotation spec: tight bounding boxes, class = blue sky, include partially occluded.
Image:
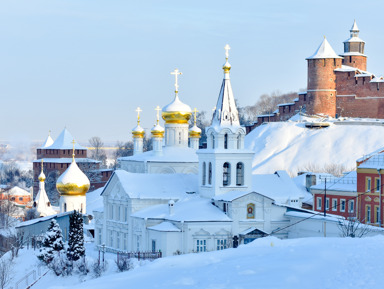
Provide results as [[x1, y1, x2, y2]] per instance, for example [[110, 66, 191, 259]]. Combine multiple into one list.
[[0, 0, 383, 143]]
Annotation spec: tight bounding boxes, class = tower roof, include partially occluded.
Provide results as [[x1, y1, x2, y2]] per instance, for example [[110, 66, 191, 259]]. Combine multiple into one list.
[[351, 19, 359, 32], [39, 132, 54, 148], [307, 37, 342, 60], [45, 128, 86, 150], [211, 44, 241, 129], [344, 20, 365, 44]]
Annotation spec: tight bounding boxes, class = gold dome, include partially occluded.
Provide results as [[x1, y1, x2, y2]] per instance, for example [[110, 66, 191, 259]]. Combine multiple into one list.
[[38, 159, 46, 182]]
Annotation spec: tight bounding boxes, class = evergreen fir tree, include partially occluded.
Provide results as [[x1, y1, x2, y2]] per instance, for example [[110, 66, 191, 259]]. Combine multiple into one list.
[[37, 219, 65, 264], [67, 210, 85, 262]]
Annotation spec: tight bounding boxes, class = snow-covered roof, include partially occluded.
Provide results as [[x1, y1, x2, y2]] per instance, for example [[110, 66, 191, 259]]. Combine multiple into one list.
[[45, 128, 86, 150], [285, 210, 342, 222], [339, 52, 366, 57], [251, 171, 305, 204], [87, 187, 104, 214], [334, 65, 358, 72], [7, 186, 29, 196], [343, 36, 365, 43], [358, 153, 384, 170], [277, 103, 295, 107], [16, 211, 73, 228], [310, 171, 357, 193], [106, 170, 198, 200], [132, 197, 231, 222], [39, 134, 54, 148], [148, 222, 181, 232], [33, 158, 100, 164], [370, 76, 384, 83], [118, 146, 198, 163], [212, 191, 257, 202], [35, 181, 57, 217], [306, 38, 342, 60]]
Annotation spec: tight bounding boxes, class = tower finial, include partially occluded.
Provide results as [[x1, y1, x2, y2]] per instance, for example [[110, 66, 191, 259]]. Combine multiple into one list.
[[193, 108, 198, 125], [136, 107, 142, 125], [155, 105, 161, 125], [48, 130, 51, 136], [170, 68, 182, 95], [71, 139, 75, 162], [41, 159, 44, 174], [223, 44, 231, 73]]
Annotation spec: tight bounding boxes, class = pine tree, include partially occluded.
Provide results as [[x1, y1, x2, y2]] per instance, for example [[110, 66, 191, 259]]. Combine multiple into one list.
[[38, 219, 65, 264], [67, 210, 85, 262]]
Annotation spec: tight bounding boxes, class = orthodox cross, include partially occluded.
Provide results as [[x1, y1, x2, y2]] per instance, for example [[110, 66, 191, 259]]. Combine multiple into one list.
[[224, 44, 230, 60], [193, 108, 198, 125], [170, 68, 182, 93], [155, 105, 161, 124], [41, 158, 44, 173], [72, 139, 76, 161], [136, 107, 142, 124]]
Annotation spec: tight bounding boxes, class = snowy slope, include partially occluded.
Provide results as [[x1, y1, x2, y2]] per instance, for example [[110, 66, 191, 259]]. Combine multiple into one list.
[[245, 121, 384, 174], [32, 236, 384, 289]]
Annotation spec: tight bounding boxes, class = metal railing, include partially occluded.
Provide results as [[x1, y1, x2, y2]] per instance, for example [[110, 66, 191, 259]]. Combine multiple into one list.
[[10, 265, 48, 289]]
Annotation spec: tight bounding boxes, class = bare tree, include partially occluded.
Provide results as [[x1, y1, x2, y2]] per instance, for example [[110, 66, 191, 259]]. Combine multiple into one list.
[[0, 200, 19, 230], [88, 137, 107, 168], [338, 215, 371, 238], [0, 257, 13, 289], [189, 111, 210, 147]]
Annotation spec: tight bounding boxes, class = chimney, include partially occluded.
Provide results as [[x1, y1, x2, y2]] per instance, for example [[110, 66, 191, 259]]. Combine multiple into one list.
[[168, 200, 175, 215], [306, 174, 316, 191]]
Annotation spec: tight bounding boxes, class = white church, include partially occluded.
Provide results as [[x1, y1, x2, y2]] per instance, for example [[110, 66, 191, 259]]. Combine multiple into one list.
[[93, 46, 317, 257]]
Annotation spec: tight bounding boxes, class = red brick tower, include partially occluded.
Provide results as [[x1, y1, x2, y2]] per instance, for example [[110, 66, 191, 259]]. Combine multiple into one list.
[[306, 37, 342, 117], [340, 20, 366, 71]]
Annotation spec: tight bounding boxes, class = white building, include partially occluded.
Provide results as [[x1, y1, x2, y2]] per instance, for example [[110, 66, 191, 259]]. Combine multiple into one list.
[[95, 46, 319, 256]]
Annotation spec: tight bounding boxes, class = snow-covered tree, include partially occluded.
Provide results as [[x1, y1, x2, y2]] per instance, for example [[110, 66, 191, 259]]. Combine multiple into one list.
[[67, 210, 85, 262], [38, 219, 65, 264]]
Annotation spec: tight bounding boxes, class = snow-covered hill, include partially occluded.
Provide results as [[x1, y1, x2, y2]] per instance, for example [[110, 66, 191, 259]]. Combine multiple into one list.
[[245, 120, 384, 174], [32, 236, 384, 289]]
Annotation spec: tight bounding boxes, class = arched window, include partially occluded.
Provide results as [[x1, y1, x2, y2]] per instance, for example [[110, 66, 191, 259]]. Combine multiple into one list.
[[64, 203, 67, 212], [202, 162, 206, 185], [212, 135, 215, 149], [237, 134, 241, 149], [223, 162, 231, 186], [208, 163, 212, 185], [236, 162, 244, 186], [224, 134, 228, 149]]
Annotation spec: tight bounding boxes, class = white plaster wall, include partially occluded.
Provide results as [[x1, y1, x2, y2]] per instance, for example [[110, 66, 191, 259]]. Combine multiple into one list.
[[60, 195, 86, 214], [164, 123, 189, 147]]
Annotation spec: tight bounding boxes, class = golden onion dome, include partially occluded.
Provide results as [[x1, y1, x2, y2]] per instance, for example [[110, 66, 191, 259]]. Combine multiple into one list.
[[189, 124, 202, 138], [151, 123, 165, 138], [162, 95, 192, 124], [38, 170, 46, 182], [56, 160, 90, 196], [132, 124, 145, 138]]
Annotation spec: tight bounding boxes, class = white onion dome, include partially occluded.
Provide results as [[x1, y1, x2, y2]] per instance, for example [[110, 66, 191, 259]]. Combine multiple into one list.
[[162, 96, 192, 124], [151, 123, 165, 138], [56, 161, 90, 196], [189, 124, 201, 138], [38, 170, 46, 182], [132, 123, 145, 138]]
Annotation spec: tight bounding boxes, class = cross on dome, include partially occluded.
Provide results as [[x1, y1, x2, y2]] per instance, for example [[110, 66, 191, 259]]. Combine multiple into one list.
[[224, 44, 230, 60], [170, 69, 182, 93], [155, 105, 161, 124], [136, 107, 142, 124], [193, 108, 198, 124], [71, 139, 76, 161]]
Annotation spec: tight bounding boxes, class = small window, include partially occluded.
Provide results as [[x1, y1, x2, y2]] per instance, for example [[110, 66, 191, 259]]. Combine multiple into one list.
[[152, 240, 156, 252], [64, 203, 67, 212], [316, 197, 322, 210], [376, 178, 381, 193], [208, 163, 212, 185], [202, 162, 206, 186], [217, 239, 227, 250], [341, 200, 346, 212], [196, 240, 206, 252], [332, 199, 337, 211], [366, 205, 371, 223], [224, 134, 228, 149], [236, 162, 244, 186], [212, 135, 215, 149], [366, 177, 372, 192], [348, 200, 354, 213], [326, 198, 329, 211], [375, 206, 380, 223]]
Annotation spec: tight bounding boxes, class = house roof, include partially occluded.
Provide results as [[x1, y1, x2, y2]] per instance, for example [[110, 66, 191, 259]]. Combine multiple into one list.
[[45, 128, 86, 150]]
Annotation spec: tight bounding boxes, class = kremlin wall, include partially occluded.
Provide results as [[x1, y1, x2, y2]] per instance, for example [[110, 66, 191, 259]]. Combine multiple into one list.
[[246, 21, 384, 133]]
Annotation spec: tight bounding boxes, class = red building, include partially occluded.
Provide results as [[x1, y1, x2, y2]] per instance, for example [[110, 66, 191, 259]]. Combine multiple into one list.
[[356, 150, 384, 226], [311, 171, 357, 219], [246, 21, 384, 133]]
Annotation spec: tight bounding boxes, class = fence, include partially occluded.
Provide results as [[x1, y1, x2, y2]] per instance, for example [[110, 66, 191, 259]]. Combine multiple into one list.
[[9, 265, 48, 289], [117, 251, 162, 263]]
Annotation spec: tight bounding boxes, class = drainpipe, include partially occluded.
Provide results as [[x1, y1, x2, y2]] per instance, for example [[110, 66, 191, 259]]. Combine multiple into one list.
[[378, 169, 382, 227]]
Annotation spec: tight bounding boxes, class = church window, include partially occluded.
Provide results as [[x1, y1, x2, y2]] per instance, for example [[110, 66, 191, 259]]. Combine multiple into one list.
[[236, 162, 244, 186], [223, 162, 231, 186], [152, 240, 156, 252], [247, 203, 255, 219], [109, 230, 113, 247], [208, 163, 212, 185], [116, 232, 120, 249], [237, 135, 241, 149], [196, 240, 206, 252], [179, 132, 182, 144], [110, 204, 114, 219], [223, 203, 227, 213], [202, 162, 206, 185], [217, 239, 227, 250], [212, 135, 215, 149], [224, 134, 228, 149], [118, 206, 121, 221], [124, 207, 128, 222], [64, 203, 67, 212]]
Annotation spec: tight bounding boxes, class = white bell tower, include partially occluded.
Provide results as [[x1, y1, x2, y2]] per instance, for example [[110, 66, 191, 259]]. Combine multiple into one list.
[[197, 45, 254, 199]]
